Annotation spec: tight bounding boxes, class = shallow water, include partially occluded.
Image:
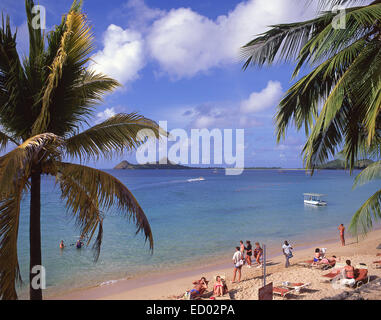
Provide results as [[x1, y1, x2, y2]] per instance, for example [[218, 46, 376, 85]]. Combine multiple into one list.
[[16, 169, 380, 297]]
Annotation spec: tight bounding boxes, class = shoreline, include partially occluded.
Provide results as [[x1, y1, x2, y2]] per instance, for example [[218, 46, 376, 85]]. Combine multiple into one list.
[[48, 226, 381, 300]]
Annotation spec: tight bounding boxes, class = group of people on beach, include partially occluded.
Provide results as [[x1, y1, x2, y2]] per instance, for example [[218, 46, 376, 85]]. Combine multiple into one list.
[[232, 241, 264, 283], [185, 225, 353, 300], [188, 275, 229, 299]]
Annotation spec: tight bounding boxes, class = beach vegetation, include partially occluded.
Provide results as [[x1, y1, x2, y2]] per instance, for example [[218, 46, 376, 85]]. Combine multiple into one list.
[[242, 0, 381, 236], [0, 0, 163, 299]]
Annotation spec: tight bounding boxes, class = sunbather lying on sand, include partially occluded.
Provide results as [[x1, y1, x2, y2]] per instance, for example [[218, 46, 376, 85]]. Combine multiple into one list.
[[316, 256, 337, 265], [189, 277, 209, 299]]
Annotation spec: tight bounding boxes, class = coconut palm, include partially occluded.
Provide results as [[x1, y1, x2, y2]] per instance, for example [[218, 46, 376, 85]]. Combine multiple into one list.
[[0, 0, 163, 300], [241, 0, 381, 235]]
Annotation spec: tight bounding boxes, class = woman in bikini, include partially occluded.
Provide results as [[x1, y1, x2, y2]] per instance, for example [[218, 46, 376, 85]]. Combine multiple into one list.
[[213, 276, 224, 296], [190, 277, 208, 299]]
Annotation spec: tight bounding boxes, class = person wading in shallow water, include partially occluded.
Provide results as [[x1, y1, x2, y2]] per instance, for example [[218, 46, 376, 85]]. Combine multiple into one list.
[[338, 224, 345, 246]]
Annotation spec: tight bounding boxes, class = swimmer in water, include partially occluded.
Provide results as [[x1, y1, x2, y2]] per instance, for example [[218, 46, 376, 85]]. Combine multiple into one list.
[[59, 240, 65, 249], [76, 239, 83, 249]]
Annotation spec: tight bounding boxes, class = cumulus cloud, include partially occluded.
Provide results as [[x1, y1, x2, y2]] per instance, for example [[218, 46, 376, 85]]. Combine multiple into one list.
[[182, 80, 283, 129], [90, 24, 145, 85], [122, 0, 165, 31], [146, 0, 316, 78], [240, 81, 283, 114], [93, 0, 318, 82]]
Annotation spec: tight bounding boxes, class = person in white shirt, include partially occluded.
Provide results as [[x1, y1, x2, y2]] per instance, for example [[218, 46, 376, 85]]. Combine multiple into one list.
[[232, 247, 243, 283], [282, 241, 293, 268]]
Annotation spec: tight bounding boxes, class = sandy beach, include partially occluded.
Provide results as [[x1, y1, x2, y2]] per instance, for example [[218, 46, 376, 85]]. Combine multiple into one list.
[[49, 227, 381, 300]]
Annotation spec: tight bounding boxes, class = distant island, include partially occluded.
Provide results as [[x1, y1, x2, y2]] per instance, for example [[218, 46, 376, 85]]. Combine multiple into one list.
[[113, 158, 373, 170], [113, 159, 281, 170], [317, 159, 374, 170], [114, 159, 193, 170]]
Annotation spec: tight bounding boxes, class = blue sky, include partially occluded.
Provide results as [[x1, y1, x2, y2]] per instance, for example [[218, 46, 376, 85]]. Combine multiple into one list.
[[1, 0, 324, 169]]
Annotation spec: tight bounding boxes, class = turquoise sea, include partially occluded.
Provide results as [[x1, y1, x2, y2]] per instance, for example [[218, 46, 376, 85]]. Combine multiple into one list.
[[16, 169, 380, 298]]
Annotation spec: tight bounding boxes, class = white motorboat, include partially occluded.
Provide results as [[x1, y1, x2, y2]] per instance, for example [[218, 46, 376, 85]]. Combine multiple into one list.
[[303, 193, 327, 206], [187, 177, 205, 182]]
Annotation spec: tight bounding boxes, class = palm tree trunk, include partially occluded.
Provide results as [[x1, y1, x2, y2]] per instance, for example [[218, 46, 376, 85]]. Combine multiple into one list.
[[29, 165, 42, 300]]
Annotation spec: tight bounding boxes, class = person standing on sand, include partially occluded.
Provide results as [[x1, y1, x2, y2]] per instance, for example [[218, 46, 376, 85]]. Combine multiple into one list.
[[240, 240, 245, 254], [282, 241, 293, 268], [253, 242, 263, 268], [232, 247, 243, 283], [245, 241, 252, 268], [239, 240, 246, 265], [338, 224, 345, 246]]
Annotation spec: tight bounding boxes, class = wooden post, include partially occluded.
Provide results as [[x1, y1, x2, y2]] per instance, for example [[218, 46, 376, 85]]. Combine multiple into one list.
[[263, 244, 266, 287]]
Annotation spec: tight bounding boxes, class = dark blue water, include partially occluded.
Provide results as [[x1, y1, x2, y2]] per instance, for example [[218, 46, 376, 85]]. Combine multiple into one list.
[[16, 169, 380, 297]]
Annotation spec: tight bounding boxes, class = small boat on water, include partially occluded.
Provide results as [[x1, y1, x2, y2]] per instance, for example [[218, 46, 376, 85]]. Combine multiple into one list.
[[303, 193, 327, 206], [187, 177, 205, 182]]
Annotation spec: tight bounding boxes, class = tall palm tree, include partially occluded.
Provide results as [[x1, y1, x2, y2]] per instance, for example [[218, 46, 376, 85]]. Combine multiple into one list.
[[241, 0, 381, 235], [0, 0, 163, 300]]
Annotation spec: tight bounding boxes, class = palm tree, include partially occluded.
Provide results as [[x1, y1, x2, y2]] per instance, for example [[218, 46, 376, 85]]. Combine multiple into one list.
[[241, 0, 381, 235], [0, 0, 163, 300]]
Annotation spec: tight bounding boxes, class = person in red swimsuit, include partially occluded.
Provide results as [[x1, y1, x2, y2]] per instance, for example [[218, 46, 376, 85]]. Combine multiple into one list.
[[338, 224, 345, 246]]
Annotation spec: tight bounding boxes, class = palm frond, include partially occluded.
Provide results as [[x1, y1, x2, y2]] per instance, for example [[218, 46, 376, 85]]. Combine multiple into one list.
[[241, 13, 334, 70], [42, 160, 104, 261], [65, 113, 166, 161], [0, 130, 19, 151], [32, 9, 95, 135], [53, 162, 154, 253], [349, 188, 381, 236], [0, 179, 27, 300], [0, 14, 30, 139], [0, 133, 62, 197], [25, 0, 44, 68], [353, 160, 381, 187], [275, 35, 367, 141]]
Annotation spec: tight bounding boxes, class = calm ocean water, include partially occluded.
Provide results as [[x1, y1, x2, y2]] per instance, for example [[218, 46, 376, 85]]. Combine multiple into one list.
[[16, 169, 380, 297]]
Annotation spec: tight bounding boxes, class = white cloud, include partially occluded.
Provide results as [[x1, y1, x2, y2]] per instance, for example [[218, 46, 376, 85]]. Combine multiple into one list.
[[146, 0, 316, 78], [97, 107, 116, 122], [123, 0, 165, 32], [180, 80, 282, 129], [93, 0, 318, 82], [90, 24, 145, 85], [240, 81, 283, 114]]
